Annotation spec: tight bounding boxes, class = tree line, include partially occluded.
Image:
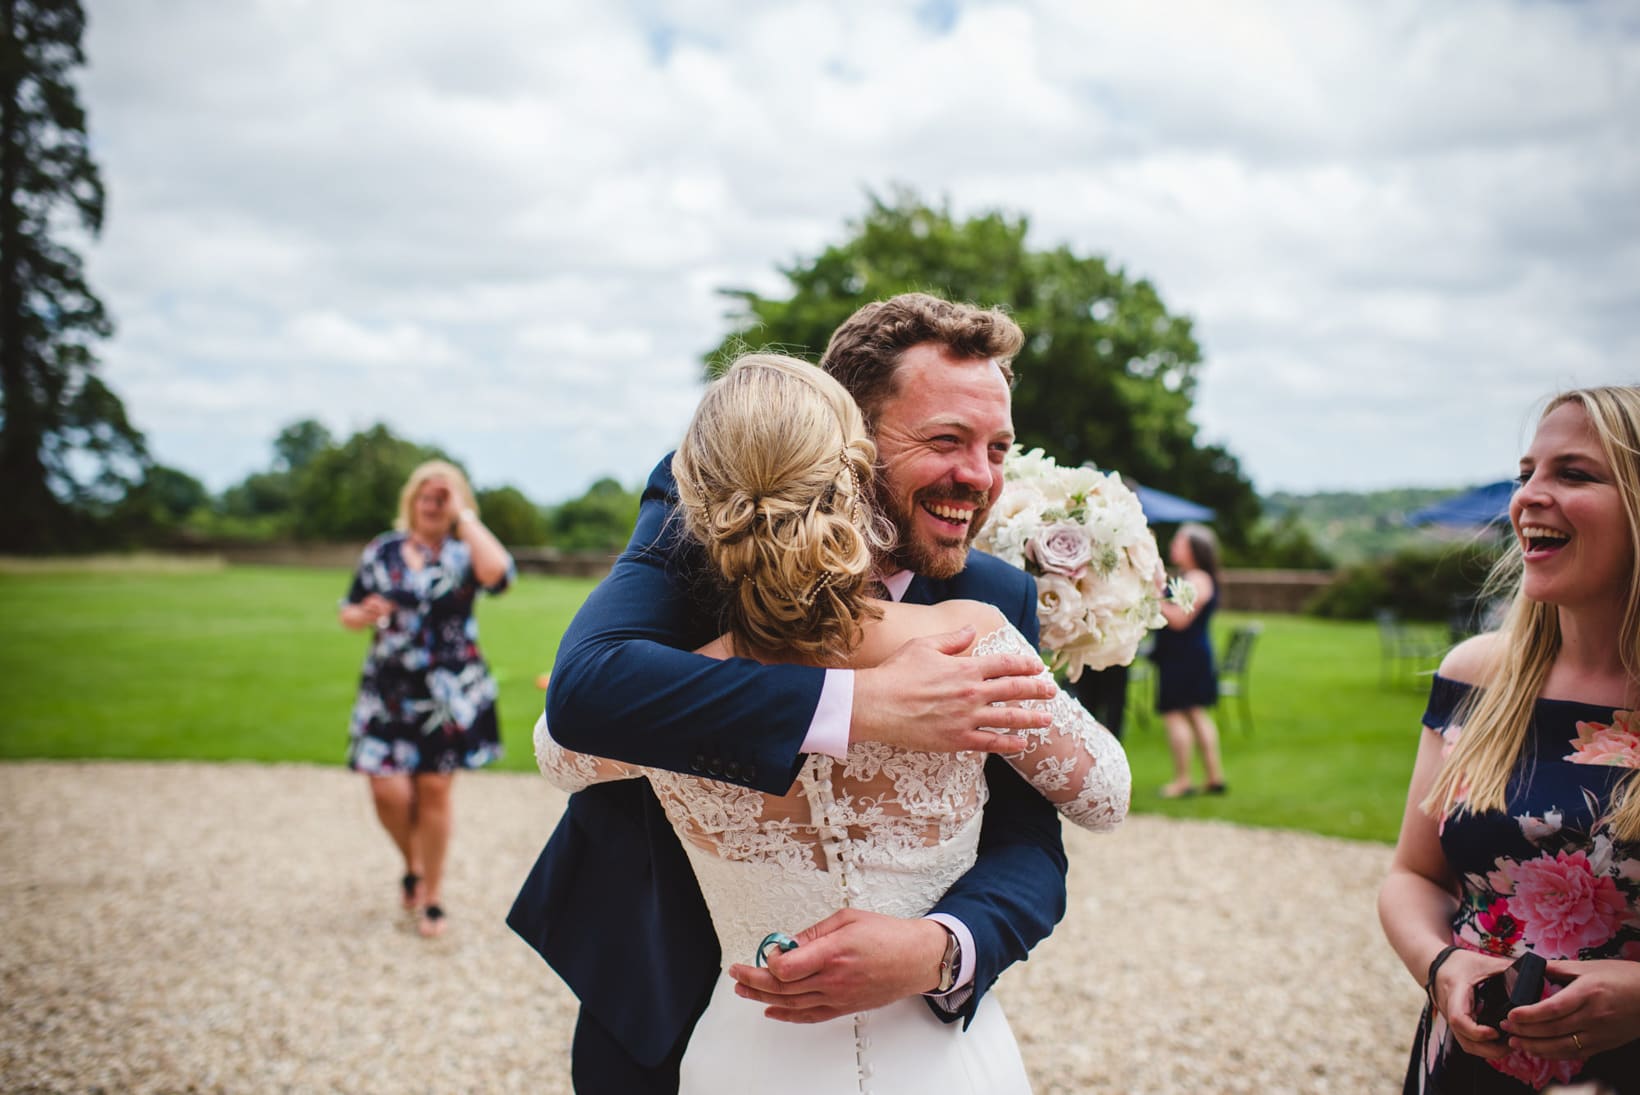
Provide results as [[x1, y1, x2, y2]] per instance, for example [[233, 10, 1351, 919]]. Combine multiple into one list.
[[133, 418, 639, 551], [3, 2, 1319, 566]]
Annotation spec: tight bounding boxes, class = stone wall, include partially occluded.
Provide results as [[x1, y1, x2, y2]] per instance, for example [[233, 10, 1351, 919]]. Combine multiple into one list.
[[186, 541, 1336, 613], [1218, 569, 1334, 615], [186, 540, 618, 577]]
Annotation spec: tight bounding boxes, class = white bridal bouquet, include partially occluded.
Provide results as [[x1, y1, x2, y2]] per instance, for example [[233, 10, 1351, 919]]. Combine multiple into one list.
[[974, 447, 1191, 682]]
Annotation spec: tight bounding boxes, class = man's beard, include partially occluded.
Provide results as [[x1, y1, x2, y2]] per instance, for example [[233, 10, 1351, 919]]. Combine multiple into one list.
[[879, 482, 991, 581]]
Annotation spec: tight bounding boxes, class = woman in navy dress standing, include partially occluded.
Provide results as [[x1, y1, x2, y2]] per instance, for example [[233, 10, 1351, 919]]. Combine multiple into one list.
[[1153, 523, 1228, 798], [1380, 386, 1640, 1092], [338, 460, 514, 937]]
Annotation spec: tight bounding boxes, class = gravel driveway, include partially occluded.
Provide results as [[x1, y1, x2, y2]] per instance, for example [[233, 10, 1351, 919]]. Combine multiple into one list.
[[0, 762, 1422, 1093]]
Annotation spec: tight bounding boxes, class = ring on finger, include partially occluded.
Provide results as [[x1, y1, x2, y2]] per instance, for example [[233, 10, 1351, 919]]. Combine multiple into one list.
[[1571, 1032, 1584, 1053]]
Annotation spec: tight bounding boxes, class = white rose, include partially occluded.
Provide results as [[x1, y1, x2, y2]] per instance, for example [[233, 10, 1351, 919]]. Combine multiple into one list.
[[1035, 573, 1084, 652], [987, 482, 1048, 526]]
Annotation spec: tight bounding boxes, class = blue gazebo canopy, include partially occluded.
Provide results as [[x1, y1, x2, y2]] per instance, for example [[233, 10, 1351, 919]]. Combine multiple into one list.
[[1132, 484, 1215, 524], [1405, 480, 1515, 528]]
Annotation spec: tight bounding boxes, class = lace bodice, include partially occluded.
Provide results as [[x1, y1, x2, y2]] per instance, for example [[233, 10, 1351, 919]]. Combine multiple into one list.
[[536, 623, 1130, 964]]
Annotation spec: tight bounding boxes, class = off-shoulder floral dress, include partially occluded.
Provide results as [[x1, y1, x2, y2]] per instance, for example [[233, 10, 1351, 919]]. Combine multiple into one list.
[[343, 533, 513, 775], [1405, 675, 1640, 1093]]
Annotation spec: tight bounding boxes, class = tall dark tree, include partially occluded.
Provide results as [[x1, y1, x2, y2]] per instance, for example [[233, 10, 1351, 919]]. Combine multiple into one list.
[[1, 0, 143, 551], [706, 190, 1261, 547]]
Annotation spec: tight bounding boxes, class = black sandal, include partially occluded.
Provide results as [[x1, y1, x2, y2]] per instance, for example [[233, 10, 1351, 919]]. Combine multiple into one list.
[[400, 872, 422, 910], [418, 903, 446, 938]]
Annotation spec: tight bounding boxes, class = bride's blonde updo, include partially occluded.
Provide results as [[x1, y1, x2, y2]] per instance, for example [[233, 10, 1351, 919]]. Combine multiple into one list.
[[672, 353, 895, 663]]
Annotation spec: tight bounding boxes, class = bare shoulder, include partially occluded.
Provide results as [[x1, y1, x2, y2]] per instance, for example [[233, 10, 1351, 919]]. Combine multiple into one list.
[[693, 634, 735, 662], [1438, 632, 1503, 686], [867, 599, 1010, 657], [938, 598, 1011, 640]]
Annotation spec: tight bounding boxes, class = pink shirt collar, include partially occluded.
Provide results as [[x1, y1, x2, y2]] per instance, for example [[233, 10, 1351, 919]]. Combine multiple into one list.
[[880, 569, 914, 602]]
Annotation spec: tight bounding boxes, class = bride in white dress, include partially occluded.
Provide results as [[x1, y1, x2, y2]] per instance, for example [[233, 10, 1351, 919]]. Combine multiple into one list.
[[536, 353, 1130, 1094]]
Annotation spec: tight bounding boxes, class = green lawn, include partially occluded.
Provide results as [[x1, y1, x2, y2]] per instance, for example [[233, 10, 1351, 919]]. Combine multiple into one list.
[[1119, 612, 1442, 843], [0, 562, 1445, 842], [0, 562, 593, 774]]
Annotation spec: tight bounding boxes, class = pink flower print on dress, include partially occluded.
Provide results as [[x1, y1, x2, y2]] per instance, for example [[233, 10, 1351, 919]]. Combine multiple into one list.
[[1505, 850, 1629, 958], [1487, 981, 1582, 1089], [1488, 1043, 1581, 1090], [1476, 899, 1524, 955], [1564, 710, 1640, 768]]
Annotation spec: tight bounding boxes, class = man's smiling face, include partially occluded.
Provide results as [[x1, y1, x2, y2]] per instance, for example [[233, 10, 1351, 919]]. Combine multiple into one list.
[[869, 342, 1014, 580]]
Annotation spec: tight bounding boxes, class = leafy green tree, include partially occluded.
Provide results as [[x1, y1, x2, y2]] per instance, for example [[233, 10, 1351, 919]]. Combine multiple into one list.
[[106, 463, 208, 541], [272, 418, 333, 474], [1307, 542, 1502, 621], [134, 464, 209, 523], [476, 485, 547, 546], [1223, 512, 1335, 570], [0, 0, 146, 551], [221, 471, 296, 521], [289, 423, 452, 542], [213, 418, 335, 532], [706, 190, 1260, 547], [546, 476, 639, 552]]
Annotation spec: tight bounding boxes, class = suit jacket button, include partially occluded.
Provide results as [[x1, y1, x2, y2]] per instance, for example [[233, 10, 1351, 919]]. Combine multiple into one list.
[[708, 760, 723, 776], [691, 754, 706, 772], [724, 761, 740, 779], [743, 765, 755, 782]]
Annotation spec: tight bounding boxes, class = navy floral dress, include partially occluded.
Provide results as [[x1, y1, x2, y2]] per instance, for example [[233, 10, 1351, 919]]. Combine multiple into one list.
[[343, 533, 513, 775], [1405, 675, 1640, 1093]]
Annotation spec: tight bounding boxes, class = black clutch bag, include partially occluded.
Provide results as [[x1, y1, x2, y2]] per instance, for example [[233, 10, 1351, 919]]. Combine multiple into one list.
[[1473, 951, 1547, 1030]]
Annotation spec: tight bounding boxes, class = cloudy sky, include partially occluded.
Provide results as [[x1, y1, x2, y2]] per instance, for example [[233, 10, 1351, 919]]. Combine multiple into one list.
[[79, 0, 1639, 505]]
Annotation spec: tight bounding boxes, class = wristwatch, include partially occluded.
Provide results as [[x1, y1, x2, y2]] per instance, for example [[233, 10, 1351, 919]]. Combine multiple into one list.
[[934, 925, 962, 994]]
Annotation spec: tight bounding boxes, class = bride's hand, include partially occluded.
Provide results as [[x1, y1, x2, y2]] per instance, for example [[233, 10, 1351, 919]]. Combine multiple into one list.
[[850, 628, 1052, 754], [726, 909, 948, 1023]]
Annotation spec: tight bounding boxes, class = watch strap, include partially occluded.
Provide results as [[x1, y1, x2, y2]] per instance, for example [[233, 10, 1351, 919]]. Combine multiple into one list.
[[935, 924, 962, 994]]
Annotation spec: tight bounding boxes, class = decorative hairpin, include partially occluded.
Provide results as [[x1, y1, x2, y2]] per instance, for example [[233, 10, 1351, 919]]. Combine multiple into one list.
[[840, 448, 865, 525], [800, 571, 834, 607]]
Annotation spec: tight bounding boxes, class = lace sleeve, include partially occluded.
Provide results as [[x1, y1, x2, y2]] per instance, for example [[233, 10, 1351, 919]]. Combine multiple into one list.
[[974, 625, 1132, 833], [532, 713, 643, 792]]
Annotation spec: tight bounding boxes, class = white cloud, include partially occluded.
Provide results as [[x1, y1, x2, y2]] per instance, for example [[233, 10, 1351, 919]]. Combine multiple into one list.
[[79, 0, 1640, 503]]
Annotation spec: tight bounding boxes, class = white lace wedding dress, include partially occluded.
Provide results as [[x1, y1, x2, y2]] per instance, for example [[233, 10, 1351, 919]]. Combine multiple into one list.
[[536, 624, 1131, 1094]]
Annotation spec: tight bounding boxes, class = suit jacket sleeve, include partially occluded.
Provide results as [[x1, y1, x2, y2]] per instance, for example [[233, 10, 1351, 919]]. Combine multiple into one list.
[[544, 455, 821, 794], [928, 560, 1070, 1026]]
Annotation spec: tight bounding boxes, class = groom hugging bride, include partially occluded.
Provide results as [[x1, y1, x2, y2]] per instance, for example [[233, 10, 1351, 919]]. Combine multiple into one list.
[[510, 294, 1132, 1093]]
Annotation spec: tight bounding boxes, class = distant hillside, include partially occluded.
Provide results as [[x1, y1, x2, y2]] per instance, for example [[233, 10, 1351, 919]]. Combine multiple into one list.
[[1262, 486, 1497, 566]]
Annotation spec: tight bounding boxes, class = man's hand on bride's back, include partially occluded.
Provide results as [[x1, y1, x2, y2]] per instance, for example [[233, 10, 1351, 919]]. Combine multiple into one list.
[[850, 626, 1052, 754], [726, 910, 947, 1023]]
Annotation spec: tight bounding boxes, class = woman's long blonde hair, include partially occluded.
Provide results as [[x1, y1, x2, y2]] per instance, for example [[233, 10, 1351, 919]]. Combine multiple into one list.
[[1422, 386, 1640, 842], [672, 353, 895, 664]]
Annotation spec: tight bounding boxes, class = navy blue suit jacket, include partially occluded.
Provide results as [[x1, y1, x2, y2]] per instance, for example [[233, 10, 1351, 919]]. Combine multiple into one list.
[[508, 456, 1068, 1069]]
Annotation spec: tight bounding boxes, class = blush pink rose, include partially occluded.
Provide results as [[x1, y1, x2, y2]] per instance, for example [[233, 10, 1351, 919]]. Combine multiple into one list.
[[1026, 522, 1094, 580], [1505, 850, 1629, 958], [1565, 711, 1640, 768]]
